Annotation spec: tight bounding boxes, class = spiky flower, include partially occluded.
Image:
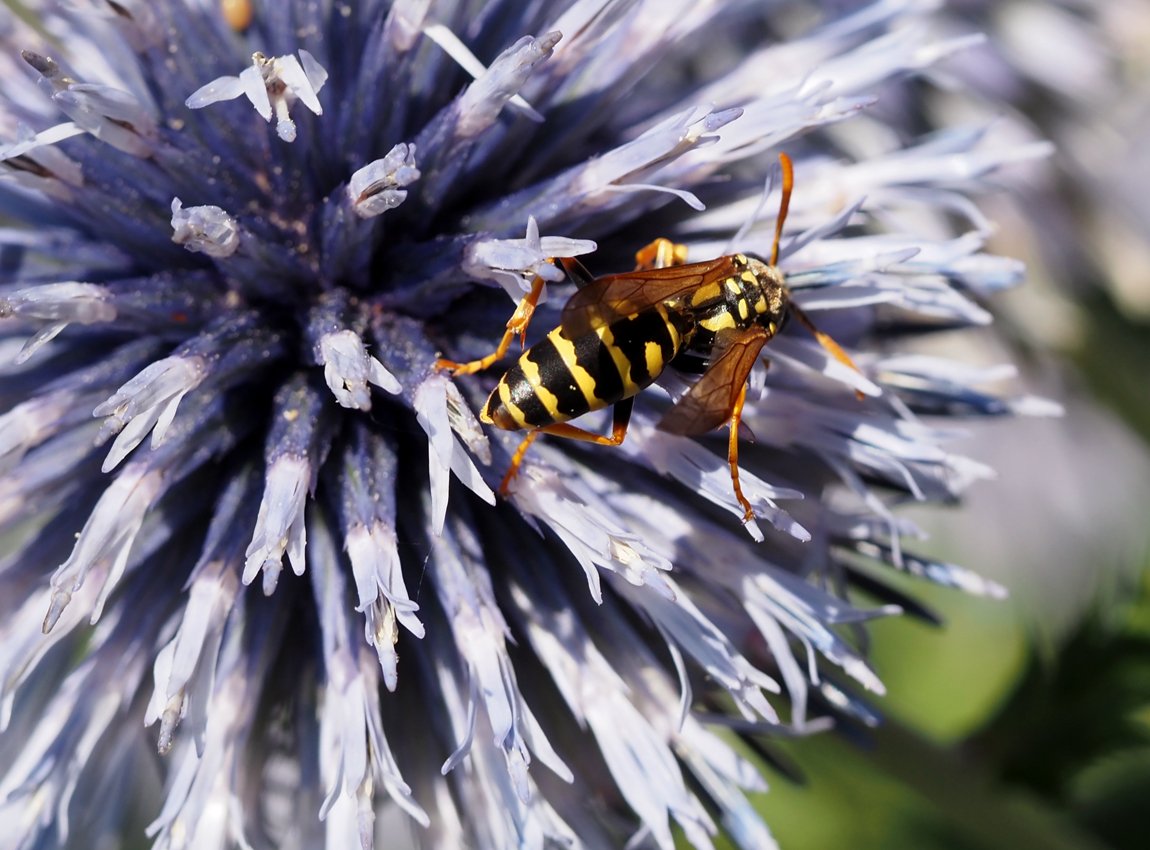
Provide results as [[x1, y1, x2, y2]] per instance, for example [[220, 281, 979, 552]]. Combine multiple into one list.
[[0, 2, 1052, 848]]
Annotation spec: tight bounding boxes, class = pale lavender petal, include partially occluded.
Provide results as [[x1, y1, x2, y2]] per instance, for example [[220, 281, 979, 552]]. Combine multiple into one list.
[[170, 197, 240, 258]]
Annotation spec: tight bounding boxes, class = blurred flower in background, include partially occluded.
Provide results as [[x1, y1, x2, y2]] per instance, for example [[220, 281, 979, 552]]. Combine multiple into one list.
[[757, 4, 1150, 850], [905, 0, 1150, 635], [0, 1, 1057, 849]]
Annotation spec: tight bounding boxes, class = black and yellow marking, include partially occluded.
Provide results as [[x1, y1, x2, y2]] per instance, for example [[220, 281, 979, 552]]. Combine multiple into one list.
[[443, 152, 866, 528], [482, 303, 691, 430], [472, 243, 805, 522]]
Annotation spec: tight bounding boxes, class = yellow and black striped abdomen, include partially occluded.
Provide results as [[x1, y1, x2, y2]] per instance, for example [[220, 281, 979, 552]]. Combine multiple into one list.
[[482, 304, 692, 431]]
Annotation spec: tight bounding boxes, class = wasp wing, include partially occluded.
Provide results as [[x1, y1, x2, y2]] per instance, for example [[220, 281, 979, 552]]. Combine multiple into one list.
[[658, 325, 770, 436], [561, 255, 740, 337]]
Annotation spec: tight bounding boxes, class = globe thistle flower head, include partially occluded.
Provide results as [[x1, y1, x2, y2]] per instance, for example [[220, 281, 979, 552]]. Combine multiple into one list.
[[0, 1, 1052, 848]]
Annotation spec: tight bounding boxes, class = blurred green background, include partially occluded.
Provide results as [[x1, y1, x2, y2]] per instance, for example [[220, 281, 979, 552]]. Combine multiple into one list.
[[761, 566, 1150, 850]]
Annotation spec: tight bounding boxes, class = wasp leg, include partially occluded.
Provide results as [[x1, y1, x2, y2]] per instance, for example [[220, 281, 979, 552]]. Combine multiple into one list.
[[727, 381, 755, 523], [499, 430, 540, 495], [788, 302, 866, 400], [633, 238, 689, 271], [499, 398, 635, 495], [436, 275, 547, 376]]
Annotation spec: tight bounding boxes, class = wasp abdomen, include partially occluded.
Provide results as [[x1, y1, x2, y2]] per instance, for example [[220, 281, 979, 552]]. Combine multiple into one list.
[[482, 304, 691, 431]]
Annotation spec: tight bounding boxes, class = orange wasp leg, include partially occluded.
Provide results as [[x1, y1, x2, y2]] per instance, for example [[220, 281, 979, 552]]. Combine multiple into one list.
[[727, 382, 755, 523], [633, 237, 689, 271], [499, 398, 635, 495], [788, 302, 866, 400], [435, 275, 547, 376]]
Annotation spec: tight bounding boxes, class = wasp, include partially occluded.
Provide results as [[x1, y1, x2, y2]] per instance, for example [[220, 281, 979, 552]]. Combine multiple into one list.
[[437, 153, 860, 525]]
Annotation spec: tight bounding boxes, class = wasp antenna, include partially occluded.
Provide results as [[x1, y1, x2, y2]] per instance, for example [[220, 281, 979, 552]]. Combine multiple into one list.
[[789, 302, 866, 399], [770, 152, 794, 267]]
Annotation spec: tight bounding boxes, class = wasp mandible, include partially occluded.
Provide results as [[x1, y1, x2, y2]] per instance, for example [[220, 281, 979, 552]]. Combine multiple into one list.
[[437, 153, 861, 526]]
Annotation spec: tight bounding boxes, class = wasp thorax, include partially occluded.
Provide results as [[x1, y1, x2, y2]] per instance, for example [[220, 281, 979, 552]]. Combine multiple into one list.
[[732, 255, 788, 328]]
